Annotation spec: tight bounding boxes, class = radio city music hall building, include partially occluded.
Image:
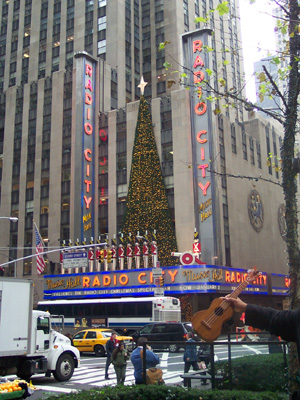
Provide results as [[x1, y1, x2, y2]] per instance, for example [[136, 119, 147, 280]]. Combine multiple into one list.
[[0, 0, 292, 311]]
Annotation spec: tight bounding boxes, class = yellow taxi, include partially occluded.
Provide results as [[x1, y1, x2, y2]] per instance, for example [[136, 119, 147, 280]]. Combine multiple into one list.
[[72, 328, 133, 357]]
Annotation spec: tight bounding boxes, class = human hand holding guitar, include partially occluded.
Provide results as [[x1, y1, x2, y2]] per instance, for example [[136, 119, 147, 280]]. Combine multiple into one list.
[[221, 296, 247, 313]]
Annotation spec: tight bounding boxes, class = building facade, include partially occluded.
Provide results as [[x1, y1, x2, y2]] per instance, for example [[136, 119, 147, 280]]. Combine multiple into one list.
[[0, 0, 289, 308]]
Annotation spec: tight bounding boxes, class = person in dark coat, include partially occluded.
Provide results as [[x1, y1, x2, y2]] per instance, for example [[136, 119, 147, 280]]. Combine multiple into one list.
[[223, 296, 300, 400], [111, 341, 129, 385], [183, 332, 199, 386], [105, 333, 118, 379]]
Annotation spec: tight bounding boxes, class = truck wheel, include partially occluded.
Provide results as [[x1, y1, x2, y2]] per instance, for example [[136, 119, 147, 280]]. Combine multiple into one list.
[[94, 345, 105, 357], [17, 372, 32, 381], [53, 353, 74, 381]]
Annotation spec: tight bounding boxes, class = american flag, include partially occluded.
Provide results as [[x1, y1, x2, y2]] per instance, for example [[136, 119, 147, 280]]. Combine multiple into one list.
[[34, 223, 46, 275]]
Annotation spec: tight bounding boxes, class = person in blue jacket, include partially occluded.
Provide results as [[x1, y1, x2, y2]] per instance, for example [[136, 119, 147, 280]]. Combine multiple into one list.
[[130, 337, 159, 384], [183, 332, 199, 386]]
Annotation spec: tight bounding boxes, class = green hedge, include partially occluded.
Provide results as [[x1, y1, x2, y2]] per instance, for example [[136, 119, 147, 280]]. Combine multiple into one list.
[[214, 353, 287, 392], [45, 385, 288, 400]]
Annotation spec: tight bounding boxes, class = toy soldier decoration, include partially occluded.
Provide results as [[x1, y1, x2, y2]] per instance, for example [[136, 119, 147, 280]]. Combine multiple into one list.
[[118, 234, 125, 270], [143, 240, 149, 268], [135, 237, 141, 269], [96, 246, 101, 272], [103, 244, 108, 272], [127, 234, 133, 269], [151, 230, 158, 267], [88, 246, 94, 273], [111, 236, 117, 271], [193, 228, 201, 256]]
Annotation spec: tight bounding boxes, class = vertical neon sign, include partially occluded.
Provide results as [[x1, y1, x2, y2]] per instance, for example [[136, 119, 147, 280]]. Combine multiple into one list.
[[82, 59, 95, 239], [182, 29, 216, 263], [99, 128, 108, 206]]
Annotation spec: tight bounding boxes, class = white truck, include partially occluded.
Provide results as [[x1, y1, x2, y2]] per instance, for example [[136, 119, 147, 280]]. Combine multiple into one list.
[[0, 277, 80, 381]]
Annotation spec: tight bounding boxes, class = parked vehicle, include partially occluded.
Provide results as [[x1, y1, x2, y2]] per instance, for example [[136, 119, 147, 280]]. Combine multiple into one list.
[[132, 322, 198, 352], [72, 328, 133, 356], [0, 278, 80, 381]]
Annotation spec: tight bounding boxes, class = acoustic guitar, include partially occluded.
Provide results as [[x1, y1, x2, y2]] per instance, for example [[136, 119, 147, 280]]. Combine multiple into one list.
[[191, 267, 260, 342]]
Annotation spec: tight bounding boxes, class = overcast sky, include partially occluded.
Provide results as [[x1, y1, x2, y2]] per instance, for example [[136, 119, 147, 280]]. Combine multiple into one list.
[[238, 0, 277, 101]]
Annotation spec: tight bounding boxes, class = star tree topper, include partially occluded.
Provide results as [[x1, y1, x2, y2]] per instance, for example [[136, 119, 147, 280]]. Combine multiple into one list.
[[138, 76, 148, 95]]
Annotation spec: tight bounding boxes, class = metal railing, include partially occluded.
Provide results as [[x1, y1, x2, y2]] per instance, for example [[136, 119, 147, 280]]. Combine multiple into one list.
[[140, 332, 288, 388]]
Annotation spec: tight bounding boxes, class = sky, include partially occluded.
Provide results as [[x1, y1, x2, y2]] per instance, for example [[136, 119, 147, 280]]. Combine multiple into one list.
[[238, 0, 277, 101]]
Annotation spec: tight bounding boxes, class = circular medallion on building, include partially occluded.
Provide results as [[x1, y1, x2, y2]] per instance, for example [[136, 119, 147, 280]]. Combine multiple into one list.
[[248, 190, 264, 232], [278, 203, 287, 240]]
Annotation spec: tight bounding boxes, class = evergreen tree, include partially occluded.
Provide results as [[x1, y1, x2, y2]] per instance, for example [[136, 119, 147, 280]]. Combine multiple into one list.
[[121, 95, 178, 266]]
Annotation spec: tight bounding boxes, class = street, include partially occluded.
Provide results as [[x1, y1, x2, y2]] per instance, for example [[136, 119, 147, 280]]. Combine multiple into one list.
[[11, 341, 273, 399]]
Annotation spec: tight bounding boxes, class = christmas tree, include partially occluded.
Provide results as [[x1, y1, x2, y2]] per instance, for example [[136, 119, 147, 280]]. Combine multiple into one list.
[[121, 95, 178, 266]]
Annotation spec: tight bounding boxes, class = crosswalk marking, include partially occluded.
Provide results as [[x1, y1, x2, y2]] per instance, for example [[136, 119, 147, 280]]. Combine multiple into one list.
[[34, 385, 78, 394]]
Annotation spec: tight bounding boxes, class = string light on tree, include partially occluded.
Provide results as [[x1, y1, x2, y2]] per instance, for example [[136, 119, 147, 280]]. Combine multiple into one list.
[[121, 86, 178, 266]]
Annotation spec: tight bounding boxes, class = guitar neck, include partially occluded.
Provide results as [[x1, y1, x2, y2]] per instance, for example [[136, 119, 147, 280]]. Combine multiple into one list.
[[228, 277, 252, 299]]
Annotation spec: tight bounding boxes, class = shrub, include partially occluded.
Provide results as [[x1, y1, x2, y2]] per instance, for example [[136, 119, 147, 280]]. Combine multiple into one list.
[[44, 385, 288, 400], [214, 353, 288, 392]]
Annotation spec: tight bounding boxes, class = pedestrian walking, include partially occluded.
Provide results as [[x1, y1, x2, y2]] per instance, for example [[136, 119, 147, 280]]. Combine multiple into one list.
[[111, 341, 129, 385], [105, 332, 118, 379], [183, 332, 199, 386], [130, 337, 159, 384]]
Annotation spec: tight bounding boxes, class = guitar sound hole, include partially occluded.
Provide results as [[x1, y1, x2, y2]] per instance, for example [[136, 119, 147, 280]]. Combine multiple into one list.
[[214, 307, 224, 316]]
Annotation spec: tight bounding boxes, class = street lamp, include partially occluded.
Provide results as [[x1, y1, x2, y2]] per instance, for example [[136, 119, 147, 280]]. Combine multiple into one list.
[[0, 217, 18, 222]]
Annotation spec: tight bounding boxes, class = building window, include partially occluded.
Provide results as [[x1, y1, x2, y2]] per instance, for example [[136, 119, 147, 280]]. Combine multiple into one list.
[[249, 136, 255, 165], [242, 130, 247, 161], [256, 141, 262, 169], [265, 126, 272, 174], [231, 124, 236, 153]]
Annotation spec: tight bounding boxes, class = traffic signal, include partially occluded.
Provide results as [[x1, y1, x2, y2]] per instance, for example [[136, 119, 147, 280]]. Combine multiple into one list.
[[159, 276, 164, 287], [107, 250, 112, 263], [100, 250, 104, 262]]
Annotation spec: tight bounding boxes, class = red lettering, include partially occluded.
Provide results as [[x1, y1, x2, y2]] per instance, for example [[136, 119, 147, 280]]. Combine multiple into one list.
[[86, 108, 90, 120], [85, 93, 92, 105], [194, 70, 204, 84], [84, 122, 93, 135], [195, 102, 207, 115], [198, 181, 210, 195], [193, 40, 203, 53], [197, 130, 207, 144], [86, 64, 93, 77], [85, 180, 92, 192], [86, 164, 90, 177], [84, 149, 92, 161], [193, 55, 204, 68], [201, 148, 205, 160], [84, 195, 92, 209], [99, 129, 107, 141], [198, 164, 209, 178], [85, 79, 93, 91], [99, 157, 107, 166]]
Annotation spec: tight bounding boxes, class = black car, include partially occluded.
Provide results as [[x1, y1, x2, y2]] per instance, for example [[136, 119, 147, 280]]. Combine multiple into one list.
[[132, 322, 198, 352]]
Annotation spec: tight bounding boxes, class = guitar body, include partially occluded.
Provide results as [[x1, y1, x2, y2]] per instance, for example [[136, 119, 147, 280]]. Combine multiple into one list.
[[192, 298, 233, 342]]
